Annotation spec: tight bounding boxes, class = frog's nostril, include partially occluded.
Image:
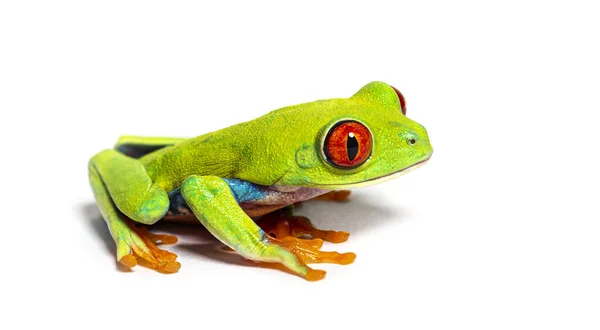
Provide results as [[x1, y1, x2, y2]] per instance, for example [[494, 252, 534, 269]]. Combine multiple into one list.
[[400, 131, 419, 146], [405, 134, 418, 146]]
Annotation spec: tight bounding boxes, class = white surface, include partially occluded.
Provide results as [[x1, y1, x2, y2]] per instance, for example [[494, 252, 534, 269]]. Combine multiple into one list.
[[1, 1, 599, 329]]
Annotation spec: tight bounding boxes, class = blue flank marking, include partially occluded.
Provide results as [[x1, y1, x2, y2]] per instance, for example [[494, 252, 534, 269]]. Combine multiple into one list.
[[167, 178, 269, 215], [222, 178, 269, 203]]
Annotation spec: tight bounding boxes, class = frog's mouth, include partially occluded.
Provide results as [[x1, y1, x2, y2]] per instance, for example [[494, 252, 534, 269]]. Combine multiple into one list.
[[309, 156, 432, 189]]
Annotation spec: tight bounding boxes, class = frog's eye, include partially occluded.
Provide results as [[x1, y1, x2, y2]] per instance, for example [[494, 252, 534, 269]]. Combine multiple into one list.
[[323, 120, 372, 168], [391, 86, 407, 115]]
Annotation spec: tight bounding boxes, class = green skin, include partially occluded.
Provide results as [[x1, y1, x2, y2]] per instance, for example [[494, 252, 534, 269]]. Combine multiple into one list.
[[89, 81, 433, 278]]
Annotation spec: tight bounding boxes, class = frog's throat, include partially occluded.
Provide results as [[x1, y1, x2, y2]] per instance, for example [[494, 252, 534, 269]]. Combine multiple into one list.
[[302, 157, 431, 190]]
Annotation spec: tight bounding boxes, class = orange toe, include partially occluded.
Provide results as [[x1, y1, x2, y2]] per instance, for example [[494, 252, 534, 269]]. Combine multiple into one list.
[[320, 230, 350, 243], [338, 252, 356, 265], [305, 269, 327, 281], [119, 254, 137, 268], [150, 233, 178, 245], [162, 261, 181, 273]]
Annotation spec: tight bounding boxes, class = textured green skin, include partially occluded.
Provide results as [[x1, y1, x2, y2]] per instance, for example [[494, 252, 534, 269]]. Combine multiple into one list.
[[88, 81, 433, 277]]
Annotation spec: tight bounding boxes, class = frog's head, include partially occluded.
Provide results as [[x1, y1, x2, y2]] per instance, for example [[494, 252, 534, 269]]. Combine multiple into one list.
[[236, 81, 433, 189]]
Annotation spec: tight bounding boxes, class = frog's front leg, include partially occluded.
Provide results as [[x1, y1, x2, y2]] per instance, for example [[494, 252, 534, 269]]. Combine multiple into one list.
[[181, 175, 349, 281], [89, 149, 180, 273]]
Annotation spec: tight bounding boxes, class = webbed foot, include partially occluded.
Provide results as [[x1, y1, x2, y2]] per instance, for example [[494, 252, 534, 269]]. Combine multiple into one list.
[[258, 211, 350, 243], [268, 236, 356, 265], [257, 209, 356, 268], [116, 220, 181, 274]]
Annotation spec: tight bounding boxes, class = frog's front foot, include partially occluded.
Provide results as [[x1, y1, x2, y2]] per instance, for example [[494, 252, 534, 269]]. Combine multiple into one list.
[[115, 221, 181, 274], [258, 211, 350, 243], [268, 236, 356, 265], [257, 210, 355, 266]]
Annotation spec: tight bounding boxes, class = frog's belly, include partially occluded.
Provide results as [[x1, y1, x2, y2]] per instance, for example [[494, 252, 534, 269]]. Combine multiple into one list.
[[163, 179, 328, 223]]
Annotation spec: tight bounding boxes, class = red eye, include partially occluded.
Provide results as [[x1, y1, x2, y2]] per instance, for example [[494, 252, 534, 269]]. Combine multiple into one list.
[[391, 86, 407, 115], [323, 120, 372, 168]]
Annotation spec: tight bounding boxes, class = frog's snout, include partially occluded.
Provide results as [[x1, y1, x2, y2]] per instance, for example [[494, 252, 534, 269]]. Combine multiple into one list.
[[399, 130, 425, 148], [399, 128, 433, 160]]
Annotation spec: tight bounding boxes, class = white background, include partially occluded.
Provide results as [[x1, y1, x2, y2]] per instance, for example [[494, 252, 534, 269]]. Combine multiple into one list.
[[1, 1, 599, 329]]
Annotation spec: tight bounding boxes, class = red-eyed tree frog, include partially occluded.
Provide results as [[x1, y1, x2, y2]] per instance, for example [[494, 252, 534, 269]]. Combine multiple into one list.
[[88, 82, 433, 281]]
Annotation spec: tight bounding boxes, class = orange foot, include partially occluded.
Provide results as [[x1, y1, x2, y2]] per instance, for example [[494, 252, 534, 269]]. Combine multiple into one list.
[[314, 190, 352, 202], [295, 190, 351, 208], [269, 236, 356, 265], [117, 221, 181, 274], [257, 210, 356, 268], [259, 211, 350, 243]]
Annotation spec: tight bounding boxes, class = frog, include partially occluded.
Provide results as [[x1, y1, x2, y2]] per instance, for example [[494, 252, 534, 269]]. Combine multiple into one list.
[[88, 81, 433, 281]]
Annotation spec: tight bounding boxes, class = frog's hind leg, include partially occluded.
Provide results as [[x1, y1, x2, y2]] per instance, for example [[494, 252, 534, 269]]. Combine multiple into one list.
[[258, 206, 350, 243], [89, 149, 180, 273], [313, 190, 352, 202], [115, 135, 187, 159], [294, 190, 351, 208]]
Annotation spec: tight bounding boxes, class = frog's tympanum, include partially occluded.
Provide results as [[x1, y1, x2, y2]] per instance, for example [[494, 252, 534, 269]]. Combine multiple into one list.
[[89, 82, 433, 281]]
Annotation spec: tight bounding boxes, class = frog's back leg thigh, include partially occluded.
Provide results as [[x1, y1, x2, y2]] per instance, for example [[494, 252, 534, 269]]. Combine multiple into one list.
[[115, 136, 187, 159], [89, 149, 169, 224], [88, 151, 179, 272]]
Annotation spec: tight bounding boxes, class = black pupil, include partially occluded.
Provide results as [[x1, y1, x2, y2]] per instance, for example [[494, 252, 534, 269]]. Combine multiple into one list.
[[347, 133, 359, 161]]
